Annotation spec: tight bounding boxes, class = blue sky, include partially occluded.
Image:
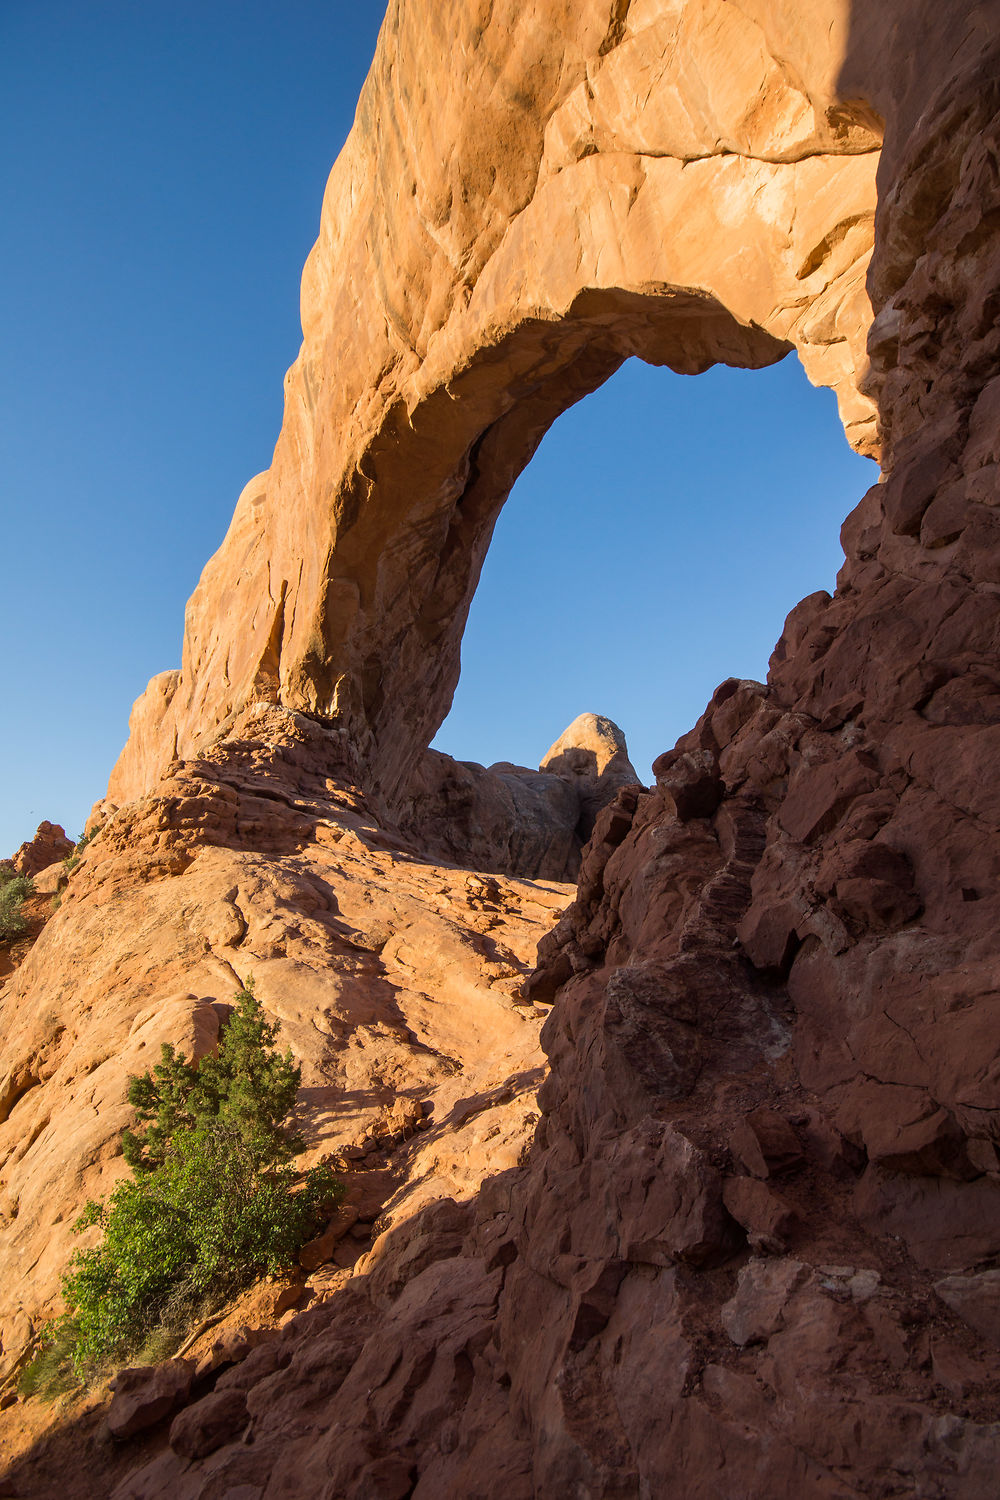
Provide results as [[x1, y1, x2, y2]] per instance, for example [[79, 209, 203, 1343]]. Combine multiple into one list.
[[438, 355, 876, 781], [0, 2, 876, 856]]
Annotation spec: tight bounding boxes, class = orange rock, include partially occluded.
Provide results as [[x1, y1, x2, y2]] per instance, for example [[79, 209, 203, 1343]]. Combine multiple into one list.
[[29, 861, 67, 897], [105, 1, 891, 812], [10, 822, 73, 878], [298, 1204, 360, 1271], [0, 705, 573, 1385]]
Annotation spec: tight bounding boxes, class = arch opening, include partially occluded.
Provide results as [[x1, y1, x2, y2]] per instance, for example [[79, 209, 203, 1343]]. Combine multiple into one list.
[[430, 354, 878, 787], [108, 82, 883, 813], [348, 272, 878, 810]]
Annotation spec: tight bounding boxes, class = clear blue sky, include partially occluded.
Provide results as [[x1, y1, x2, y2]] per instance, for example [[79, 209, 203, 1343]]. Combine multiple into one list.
[[0, 2, 876, 857], [437, 356, 877, 781]]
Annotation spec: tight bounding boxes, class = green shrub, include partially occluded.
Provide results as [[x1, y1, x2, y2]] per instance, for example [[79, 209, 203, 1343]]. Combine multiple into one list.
[[62, 832, 92, 878], [43, 980, 339, 1377], [0, 874, 33, 941]]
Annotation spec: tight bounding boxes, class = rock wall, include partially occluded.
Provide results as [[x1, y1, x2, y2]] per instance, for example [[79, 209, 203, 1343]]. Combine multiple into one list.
[[5, 2, 1000, 1496], [397, 713, 642, 879]]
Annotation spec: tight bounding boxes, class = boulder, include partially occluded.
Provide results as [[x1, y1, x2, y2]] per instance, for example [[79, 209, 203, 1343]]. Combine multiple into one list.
[[721, 1259, 810, 1347], [298, 1204, 360, 1271], [106, 1360, 193, 1440], [168, 1388, 249, 1459], [30, 861, 67, 897], [722, 1176, 797, 1253], [934, 1270, 1000, 1345]]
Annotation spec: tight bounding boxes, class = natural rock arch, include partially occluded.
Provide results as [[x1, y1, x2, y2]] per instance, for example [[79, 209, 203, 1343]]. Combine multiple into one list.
[[8, 4, 1000, 1493], [108, 0, 887, 809]]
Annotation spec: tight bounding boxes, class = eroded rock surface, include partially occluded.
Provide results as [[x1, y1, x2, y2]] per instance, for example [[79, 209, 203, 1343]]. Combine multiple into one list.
[[0, 705, 572, 1396], [5, 2, 1000, 1497], [9, 822, 74, 879]]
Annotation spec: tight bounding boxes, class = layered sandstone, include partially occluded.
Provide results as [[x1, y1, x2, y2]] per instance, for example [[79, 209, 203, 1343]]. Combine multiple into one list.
[[0, 705, 576, 1390], [397, 711, 642, 878], [5, 2, 1000, 1497]]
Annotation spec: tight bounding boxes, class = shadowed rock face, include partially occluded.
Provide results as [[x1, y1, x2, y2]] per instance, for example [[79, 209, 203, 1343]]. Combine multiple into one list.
[[401, 749, 587, 879], [396, 713, 643, 880], [6, 2, 1000, 1496]]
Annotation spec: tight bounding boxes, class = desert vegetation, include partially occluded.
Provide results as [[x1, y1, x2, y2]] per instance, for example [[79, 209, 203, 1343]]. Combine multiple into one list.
[[0, 866, 33, 942], [24, 981, 339, 1391], [62, 828, 94, 875]]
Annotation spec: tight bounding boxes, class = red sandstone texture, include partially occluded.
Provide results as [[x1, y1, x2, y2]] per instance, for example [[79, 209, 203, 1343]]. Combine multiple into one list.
[[5, 2, 1000, 1497], [9, 823, 74, 880], [0, 705, 579, 1388], [105, 0, 888, 811]]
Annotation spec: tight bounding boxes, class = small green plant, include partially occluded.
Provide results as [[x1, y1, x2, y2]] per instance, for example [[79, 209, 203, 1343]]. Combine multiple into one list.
[[35, 980, 339, 1381], [17, 1325, 81, 1401], [0, 872, 33, 942]]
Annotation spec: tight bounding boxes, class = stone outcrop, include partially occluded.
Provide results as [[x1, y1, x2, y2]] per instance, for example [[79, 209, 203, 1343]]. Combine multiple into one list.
[[397, 748, 584, 879], [10, 822, 74, 879], [6, 1, 1000, 1496], [540, 711, 641, 840], [396, 712, 642, 879], [0, 704, 573, 1397], [106, 1362, 194, 1442]]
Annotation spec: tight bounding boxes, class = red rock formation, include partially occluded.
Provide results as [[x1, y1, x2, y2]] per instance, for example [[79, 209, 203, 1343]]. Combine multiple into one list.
[[397, 712, 642, 879], [5, 2, 1000, 1496], [0, 704, 573, 1395], [106, 0, 889, 811], [10, 822, 74, 879]]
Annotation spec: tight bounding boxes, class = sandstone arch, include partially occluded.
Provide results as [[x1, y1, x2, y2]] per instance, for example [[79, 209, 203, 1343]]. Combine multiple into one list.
[[9, 3, 1000, 1491], [109, 0, 884, 809]]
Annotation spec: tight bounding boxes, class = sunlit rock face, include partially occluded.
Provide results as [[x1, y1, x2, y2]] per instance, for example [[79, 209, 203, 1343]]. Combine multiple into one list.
[[0, 705, 576, 1392], [7, 2, 1000, 1496], [108, 0, 892, 812]]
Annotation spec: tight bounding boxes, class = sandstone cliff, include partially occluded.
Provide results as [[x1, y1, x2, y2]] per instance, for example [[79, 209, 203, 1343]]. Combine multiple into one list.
[[5, 2, 1000, 1496]]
